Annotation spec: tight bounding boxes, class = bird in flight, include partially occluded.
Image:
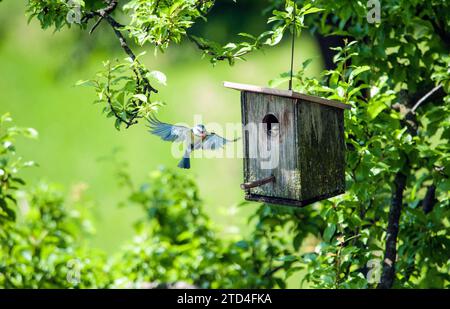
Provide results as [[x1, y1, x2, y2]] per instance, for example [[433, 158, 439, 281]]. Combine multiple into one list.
[[148, 117, 239, 169]]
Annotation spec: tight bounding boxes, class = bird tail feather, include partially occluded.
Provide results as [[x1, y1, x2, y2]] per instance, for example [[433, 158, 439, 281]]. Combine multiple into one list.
[[177, 157, 191, 169]]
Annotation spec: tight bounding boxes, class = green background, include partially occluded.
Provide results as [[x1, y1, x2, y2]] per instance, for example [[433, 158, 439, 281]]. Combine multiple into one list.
[[0, 1, 322, 254]]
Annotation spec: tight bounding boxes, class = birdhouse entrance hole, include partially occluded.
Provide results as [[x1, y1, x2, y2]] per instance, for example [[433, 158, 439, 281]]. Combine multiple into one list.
[[262, 114, 279, 137]]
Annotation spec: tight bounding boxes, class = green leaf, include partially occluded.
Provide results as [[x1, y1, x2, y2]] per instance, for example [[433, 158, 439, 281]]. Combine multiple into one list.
[[133, 94, 148, 103], [275, 255, 297, 262], [0, 199, 15, 221], [367, 100, 387, 120], [147, 70, 167, 86], [75, 80, 96, 87], [114, 118, 122, 130], [323, 223, 336, 242], [302, 7, 324, 15], [349, 66, 370, 83], [238, 33, 256, 40]]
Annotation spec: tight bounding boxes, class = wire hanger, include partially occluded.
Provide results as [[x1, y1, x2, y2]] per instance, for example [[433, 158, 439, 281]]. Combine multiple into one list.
[[288, 5, 296, 91]]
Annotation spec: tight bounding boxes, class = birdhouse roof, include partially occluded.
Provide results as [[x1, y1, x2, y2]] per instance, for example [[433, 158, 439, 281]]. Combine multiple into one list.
[[224, 81, 351, 110]]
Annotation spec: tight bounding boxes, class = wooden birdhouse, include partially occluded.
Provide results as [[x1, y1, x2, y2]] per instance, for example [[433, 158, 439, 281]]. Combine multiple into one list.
[[224, 82, 351, 207]]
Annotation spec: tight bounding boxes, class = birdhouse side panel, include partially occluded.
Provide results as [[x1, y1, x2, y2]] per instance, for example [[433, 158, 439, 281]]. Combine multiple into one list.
[[297, 101, 345, 201], [241, 92, 301, 200]]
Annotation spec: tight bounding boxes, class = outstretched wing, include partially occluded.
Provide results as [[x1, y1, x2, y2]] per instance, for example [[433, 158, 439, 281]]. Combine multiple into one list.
[[148, 116, 190, 142], [202, 133, 240, 150]]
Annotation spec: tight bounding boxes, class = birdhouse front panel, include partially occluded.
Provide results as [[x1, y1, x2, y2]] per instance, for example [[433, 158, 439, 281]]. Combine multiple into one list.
[[241, 91, 301, 200], [224, 82, 350, 207]]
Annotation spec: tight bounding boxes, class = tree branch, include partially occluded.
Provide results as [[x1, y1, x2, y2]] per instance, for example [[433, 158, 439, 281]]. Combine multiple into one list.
[[379, 90, 420, 289], [263, 265, 284, 278], [422, 184, 437, 214], [89, 16, 104, 35], [82, 0, 118, 23], [378, 172, 407, 289], [101, 14, 158, 95], [187, 34, 228, 61], [84, 0, 158, 94], [81, 0, 158, 128], [411, 85, 443, 113]]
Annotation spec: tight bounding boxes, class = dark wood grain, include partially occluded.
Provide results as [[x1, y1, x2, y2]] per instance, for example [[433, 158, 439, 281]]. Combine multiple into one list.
[[297, 100, 346, 201]]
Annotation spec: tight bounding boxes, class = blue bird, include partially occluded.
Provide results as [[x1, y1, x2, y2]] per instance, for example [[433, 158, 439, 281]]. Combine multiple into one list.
[[148, 117, 239, 169]]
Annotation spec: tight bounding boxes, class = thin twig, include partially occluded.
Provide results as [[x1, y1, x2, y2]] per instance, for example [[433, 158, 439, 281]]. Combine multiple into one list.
[[187, 34, 228, 61], [105, 63, 133, 127], [89, 16, 104, 35], [288, 5, 296, 91], [411, 85, 443, 113]]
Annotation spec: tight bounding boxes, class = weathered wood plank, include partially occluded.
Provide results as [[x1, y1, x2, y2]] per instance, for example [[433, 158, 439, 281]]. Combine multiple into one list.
[[242, 92, 301, 200], [224, 81, 351, 110], [241, 91, 250, 193], [246, 188, 345, 207], [297, 100, 345, 200]]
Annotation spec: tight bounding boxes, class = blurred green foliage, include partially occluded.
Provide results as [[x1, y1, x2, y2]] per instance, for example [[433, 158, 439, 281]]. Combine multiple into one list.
[[0, 115, 106, 288], [109, 166, 296, 288], [1, 116, 301, 288], [0, 113, 37, 224], [26, 0, 323, 127], [0, 1, 322, 258]]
